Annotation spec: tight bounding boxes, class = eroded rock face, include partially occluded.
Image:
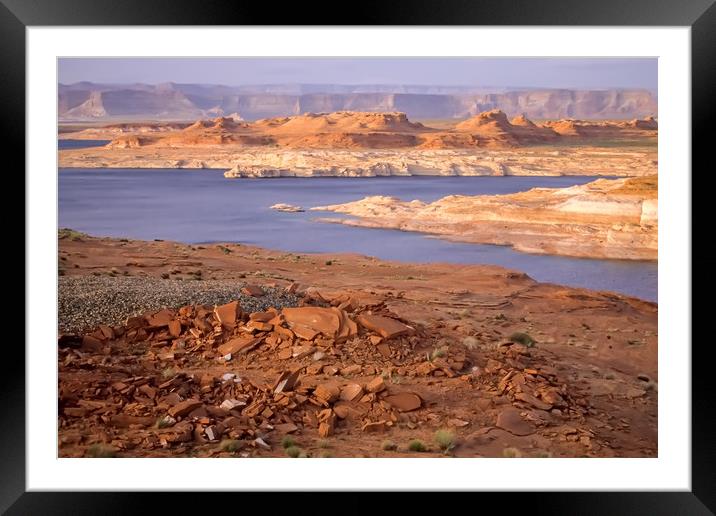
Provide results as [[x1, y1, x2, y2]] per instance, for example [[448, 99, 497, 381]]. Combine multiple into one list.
[[80, 109, 657, 151], [58, 144, 657, 178], [311, 176, 658, 260], [59, 109, 657, 179]]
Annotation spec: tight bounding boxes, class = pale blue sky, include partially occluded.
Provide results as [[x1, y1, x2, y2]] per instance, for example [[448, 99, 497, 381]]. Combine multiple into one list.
[[58, 57, 657, 90]]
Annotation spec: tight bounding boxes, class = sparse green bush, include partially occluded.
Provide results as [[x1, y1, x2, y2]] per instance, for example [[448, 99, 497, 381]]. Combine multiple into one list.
[[430, 347, 447, 361], [434, 430, 456, 451], [531, 450, 552, 458], [325, 260, 333, 266], [503, 447, 522, 458], [156, 416, 174, 429], [381, 440, 397, 451], [509, 332, 535, 347], [316, 439, 330, 449], [86, 444, 116, 458], [220, 439, 242, 453], [408, 439, 426, 452], [58, 228, 87, 241], [462, 336, 479, 350], [281, 436, 296, 449], [285, 446, 301, 458]]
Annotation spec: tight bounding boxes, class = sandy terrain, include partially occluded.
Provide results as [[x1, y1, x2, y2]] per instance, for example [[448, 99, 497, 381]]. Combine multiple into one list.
[[311, 176, 658, 260], [58, 233, 657, 458]]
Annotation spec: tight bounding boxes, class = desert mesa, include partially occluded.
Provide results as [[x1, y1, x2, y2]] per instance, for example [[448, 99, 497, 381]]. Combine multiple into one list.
[[59, 110, 657, 179]]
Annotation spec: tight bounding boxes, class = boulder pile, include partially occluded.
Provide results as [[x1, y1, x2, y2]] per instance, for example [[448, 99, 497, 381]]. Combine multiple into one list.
[[58, 286, 602, 457]]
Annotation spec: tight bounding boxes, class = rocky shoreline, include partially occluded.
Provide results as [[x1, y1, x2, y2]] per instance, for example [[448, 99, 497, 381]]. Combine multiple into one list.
[[58, 145, 658, 179], [311, 176, 658, 260]]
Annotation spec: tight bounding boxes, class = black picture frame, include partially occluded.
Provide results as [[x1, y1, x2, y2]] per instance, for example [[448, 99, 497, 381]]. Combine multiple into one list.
[[5, 0, 714, 513]]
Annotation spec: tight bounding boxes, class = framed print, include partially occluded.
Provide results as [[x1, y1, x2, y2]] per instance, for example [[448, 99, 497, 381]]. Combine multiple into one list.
[[6, 0, 715, 512]]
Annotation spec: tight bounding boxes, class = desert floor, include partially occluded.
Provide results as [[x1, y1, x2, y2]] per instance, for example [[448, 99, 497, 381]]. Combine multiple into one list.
[[58, 233, 657, 458]]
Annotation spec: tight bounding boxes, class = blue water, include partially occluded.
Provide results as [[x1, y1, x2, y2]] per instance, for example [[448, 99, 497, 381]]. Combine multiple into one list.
[[58, 168, 657, 301], [58, 139, 110, 150]]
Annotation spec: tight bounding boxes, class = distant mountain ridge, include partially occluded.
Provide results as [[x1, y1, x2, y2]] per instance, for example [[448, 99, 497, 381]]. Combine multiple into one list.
[[58, 82, 658, 121]]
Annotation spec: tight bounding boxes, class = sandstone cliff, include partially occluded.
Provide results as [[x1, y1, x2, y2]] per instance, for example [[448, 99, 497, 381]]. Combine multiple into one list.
[[59, 110, 657, 178]]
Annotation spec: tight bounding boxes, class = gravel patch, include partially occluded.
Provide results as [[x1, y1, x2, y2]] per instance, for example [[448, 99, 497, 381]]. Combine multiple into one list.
[[59, 275, 300, 334]]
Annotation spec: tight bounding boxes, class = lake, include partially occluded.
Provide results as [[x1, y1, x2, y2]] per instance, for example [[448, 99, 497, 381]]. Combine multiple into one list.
[[58, 168, 657, 301], [58, 139, 110, 150]]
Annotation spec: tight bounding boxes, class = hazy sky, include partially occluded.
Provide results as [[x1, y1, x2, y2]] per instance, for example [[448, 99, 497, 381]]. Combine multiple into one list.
[[58, 57, 657, 90]]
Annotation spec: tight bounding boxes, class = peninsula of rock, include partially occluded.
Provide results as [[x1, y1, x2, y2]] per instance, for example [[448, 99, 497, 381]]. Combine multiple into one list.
[[311, 176, 658, 260]]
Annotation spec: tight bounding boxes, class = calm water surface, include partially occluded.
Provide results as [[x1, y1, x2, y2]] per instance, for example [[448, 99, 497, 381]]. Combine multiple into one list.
[[58, 168, 657, 301], [58, 139, 110, 150]]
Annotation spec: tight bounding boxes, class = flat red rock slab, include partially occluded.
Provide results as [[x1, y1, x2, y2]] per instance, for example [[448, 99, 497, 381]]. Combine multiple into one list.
[[168, 399, 203, 418], [356, 314, 411, 339], [366, 376, 386, 393], [282, 307, 342, 338], [273, 369, 301, 394], [333, 401, 370, 420], [340, 383, 364, 402], [214, 300, 241, 328], [81, 335, 103, 352], [109, 415, 155, 428], [376, 343, 392, 358], [515, 392, 552, 411], [383, 392, 422, 412], [241, 285, 265, 297], [157, 421, 193, 443], [146, 309, 175, 327], [249, 311, 275, 322], [274, 423, 299, 434], [496, 408, 536, 436], [168, 319, 182, 337], [361, 420, 388, 433], [314, 383, 340, 403], [217, 336, 262, 356]]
